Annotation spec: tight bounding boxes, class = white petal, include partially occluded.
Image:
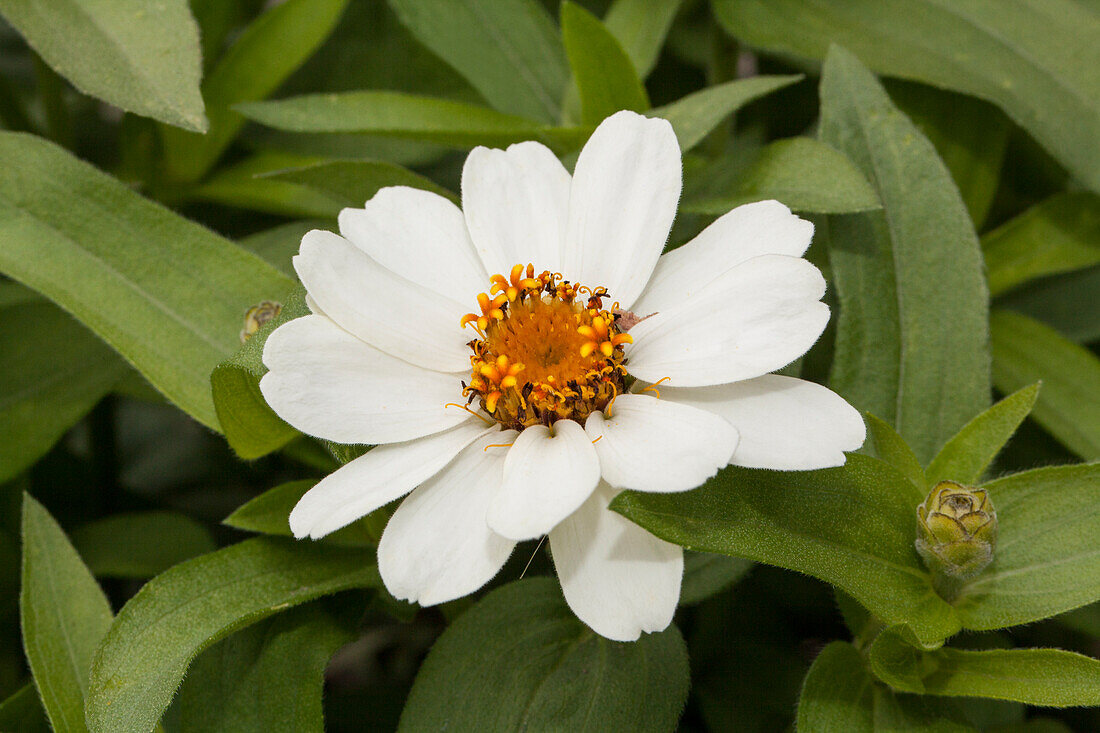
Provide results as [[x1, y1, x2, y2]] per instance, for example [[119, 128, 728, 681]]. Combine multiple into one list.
[[584, 394, 737, 492], [289, 420, 495, 539], [294, 229, 469, 372], [462, 142, 571, 276], [626, 254, 829, 386], [661, 375, 866, 470], [260, 315, 470, 444], [563, 111, 681, 309], [378, 431, 517, 606], [633, 200, 813, 316], [488, 420, 600, 541], [337, 187, 488, 305], [550, 484, 682, 641]]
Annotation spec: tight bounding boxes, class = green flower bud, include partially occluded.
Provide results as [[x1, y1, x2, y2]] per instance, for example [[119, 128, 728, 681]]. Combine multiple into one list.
[[916, 481, 997, 585]]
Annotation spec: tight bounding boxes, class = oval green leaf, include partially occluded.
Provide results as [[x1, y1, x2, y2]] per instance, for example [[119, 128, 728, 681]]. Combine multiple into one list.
[[398, 577, 689, 732], [85, 538, 380, 733]]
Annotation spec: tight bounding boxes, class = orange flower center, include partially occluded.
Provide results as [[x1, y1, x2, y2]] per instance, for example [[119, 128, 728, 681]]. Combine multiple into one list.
[[459, 264, 632, 431]]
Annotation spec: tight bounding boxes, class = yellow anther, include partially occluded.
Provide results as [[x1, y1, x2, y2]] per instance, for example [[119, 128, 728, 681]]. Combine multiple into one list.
[[640, 376, 672, 399], [490, 263, 541, 301]]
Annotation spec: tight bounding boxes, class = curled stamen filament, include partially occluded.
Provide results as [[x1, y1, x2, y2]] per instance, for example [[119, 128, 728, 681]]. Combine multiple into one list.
[[640, 376, 672, 399], [483, 441, 516, 452], [444, 403, 494, 425]]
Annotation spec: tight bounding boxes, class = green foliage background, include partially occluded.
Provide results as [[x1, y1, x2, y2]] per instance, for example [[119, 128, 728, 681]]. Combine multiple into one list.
[[0, 0, 1097, 731]]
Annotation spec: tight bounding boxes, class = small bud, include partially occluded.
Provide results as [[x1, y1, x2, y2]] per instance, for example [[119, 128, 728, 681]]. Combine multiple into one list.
[[916, 481, 997, 586], [240, 301, 282, 343]]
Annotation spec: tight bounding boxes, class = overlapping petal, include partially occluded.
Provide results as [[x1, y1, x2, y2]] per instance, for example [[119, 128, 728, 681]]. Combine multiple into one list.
[[661, 375, 866, 470], [260, 314, 470, 444], [550, 483, 683, 642], [462, 142, 571, 277], [584, 394, 738, 493], [289, 420, 496, 539], [563, 111, 681, 310], [488, 420, 600, 541], [378, 431, 517, 606], [633, 200, 813, 316], [294, 229, 470, 372], [338, 186, 487, 304], [626, 255, 829, 386]]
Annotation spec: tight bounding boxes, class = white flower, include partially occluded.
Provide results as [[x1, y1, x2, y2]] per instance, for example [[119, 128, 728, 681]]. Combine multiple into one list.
[[260, 111, 865, 641]]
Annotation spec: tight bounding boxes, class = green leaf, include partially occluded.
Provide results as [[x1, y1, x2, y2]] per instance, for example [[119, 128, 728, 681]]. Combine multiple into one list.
[[998, 265, 1100, 344], [796, 642, 874, 732], [388, 0, 568, 124], [0, 0, 206, 131], [870, 628, 1100, 707], [175, 603, 355, 732], [612, 455, 960, 647], [983, 193, 1100, 297], [925, 384, 1040, 486], [953, 463, 1100, 630], [680, 552, 752, 606], [713, 0, 1100, 193], [263, 159, 459, 208], [651, 75, 801, 152], [603, 0, 682, 78], [0, 133, 295, 431], [20, 494, 113, 733], [239, 221, 325, 277], [85, 538, 380, 733], [561, 2, 648, 125], [70, 512, 215, 579], [887, 81, 1009, 229], [0, 300, 126, 483], [819, 46, 991, 464], [683, 136, 881, 215], [161, 0, 349, 182], [991, 310, 1100, 460], [0, 684, 49, 733], [192, 151, 343, 218], [864, 412, 927, 492], [224, 479, 378, 546], [237, 91, 585, 150], [210, 287, 309, 460], [398, 577, 689, 732]]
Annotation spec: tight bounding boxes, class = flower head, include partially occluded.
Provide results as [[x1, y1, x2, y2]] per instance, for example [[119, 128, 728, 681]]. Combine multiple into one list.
[[260, 111, 865, 641]]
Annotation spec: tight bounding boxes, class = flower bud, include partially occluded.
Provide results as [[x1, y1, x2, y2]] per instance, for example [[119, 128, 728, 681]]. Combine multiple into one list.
[[915, 481, 997, 583]]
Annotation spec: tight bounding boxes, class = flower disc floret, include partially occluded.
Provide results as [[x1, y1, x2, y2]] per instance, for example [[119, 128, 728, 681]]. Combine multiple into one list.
[[462, 264, 632, 431]]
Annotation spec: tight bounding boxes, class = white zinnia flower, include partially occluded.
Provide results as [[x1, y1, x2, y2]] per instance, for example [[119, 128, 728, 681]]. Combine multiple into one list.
[[260, 111, 865, 641]]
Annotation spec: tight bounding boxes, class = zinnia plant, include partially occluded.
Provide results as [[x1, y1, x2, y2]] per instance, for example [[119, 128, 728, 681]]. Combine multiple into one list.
[[1, 1, 1098, 731], [260, 110, 865, 640]]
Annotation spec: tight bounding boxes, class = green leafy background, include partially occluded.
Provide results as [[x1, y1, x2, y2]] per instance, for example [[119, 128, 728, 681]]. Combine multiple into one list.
[[0, 0, 1097, 731]]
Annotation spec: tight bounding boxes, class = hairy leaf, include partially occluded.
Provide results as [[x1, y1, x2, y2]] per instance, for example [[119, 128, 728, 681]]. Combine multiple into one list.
[[925, 384, 1040, 486], [388, 0, 568, 123], [714, 0, 1100, 193], [85, 538, 380, 733], [954, 463, 1100, 630], [613, 455, 960, 647], [819, 46, 990, 464], [0, 0, 205, 130], [991, 311, 1100, 460], [399, 578, 689, 731], [0, 133, 295, 431], [20, 494, 112, 733], [870, 628, 1100, 706]]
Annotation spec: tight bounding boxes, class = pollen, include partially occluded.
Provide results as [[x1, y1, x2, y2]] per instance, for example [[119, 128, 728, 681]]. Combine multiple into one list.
[[462, 265, 632, 431]]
